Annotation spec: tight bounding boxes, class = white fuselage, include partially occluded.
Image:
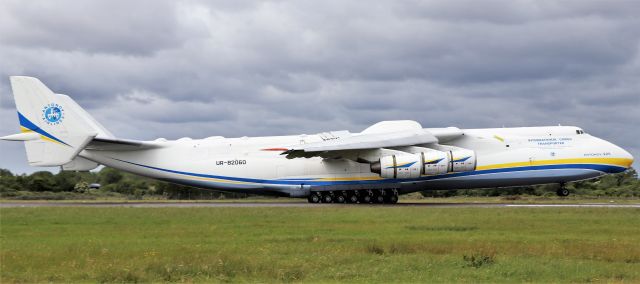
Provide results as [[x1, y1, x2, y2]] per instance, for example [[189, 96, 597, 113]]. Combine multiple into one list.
[[6, 77, 632, 199], [80, 126, 634, 198]]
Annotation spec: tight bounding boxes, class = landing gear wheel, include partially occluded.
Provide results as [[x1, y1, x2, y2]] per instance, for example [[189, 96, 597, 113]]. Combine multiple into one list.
[[322, 193, 333, 203], [387, 193, 398, 204], [388, 189, 399, 204], [335, 194, 346, 203], [374, 193, 385, 204], [308, 193, 321, 203], [347, 193, 359, 203], [556, 188, 570, 197], [360, 192, 372, 204]]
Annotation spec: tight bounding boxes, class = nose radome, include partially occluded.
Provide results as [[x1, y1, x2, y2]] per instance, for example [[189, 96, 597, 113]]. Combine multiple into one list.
[[601, 139, 634, 169], [621, 148, 634, 169], [611, 143, 634, 169]]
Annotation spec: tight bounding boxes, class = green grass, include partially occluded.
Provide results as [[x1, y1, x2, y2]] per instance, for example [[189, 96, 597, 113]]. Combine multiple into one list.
[[404, 195, 640, 204], [1, 207, 639, 283], [2, 195, 640, 204]]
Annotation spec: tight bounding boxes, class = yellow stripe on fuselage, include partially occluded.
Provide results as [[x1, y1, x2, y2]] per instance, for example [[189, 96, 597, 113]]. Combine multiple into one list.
[[317, 157, 632, 182], [476, 157, 633, 171], [152, 157, 635, 185]]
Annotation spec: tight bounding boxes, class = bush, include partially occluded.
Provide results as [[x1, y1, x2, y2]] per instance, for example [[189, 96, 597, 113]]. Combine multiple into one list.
[[463, 250, 496, 268], [74, 181, 90, 193]]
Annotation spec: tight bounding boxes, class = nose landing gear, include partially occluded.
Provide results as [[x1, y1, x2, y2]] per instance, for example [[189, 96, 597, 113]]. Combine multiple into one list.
[[556, 183, 570, 197]]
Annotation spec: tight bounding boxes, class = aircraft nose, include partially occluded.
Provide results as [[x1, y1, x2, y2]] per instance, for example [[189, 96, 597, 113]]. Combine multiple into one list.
[[621, 148, 634, 169], [610, 142, 634, 169], [601, 139, 634, 170]]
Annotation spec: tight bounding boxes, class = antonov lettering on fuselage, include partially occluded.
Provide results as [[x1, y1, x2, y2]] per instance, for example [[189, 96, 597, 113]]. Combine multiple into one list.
[[1, 77, 634, 203]]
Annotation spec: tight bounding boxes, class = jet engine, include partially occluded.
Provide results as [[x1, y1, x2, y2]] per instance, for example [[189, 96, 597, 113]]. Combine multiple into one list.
[[370, 147, 477, 179], [421, 150, 450, 175], [448, 149, 477, 172], [370, 154, 422, 179]]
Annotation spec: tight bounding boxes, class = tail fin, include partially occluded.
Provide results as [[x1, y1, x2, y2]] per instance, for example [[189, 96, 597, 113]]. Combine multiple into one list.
[[1, 76, 111, 167]]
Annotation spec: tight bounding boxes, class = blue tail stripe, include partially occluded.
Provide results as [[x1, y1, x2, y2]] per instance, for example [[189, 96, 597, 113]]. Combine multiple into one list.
[[18, 112, 70, 146]]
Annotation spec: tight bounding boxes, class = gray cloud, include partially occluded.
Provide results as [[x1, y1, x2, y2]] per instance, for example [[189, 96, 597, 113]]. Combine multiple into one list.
[[1, 0, 639, 174], [0, 0, 197, 55]]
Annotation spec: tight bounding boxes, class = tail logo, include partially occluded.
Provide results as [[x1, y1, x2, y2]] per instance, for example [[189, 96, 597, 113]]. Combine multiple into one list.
[[42, 103, 64, 125]]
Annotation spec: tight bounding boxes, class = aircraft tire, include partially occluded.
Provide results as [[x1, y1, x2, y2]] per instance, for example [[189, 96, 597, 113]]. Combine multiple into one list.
[[556, 188, 570, 197], [387, 194, 398, 204], [322, 193, 333, 203], [347, 192, 359, 203], [374, 194, 385, 204], [308, 193, 321, 203], [384, 189, 398, 204], [335, 194, 346, 203], [361, 194, 372, 204]]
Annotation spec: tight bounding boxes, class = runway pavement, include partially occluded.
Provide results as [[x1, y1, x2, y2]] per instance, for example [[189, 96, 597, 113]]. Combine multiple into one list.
[[1, 201, 639, 208]]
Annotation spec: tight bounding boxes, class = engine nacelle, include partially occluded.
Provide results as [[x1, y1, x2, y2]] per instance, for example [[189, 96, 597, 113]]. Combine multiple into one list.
[[448, 149, 477, 172], [370, 148, 477, 178], [421, 150, 450, 175], [371, 154, 422, 179]]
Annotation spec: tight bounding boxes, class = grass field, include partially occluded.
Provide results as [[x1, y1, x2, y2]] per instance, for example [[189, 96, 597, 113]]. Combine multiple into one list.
[[1, 206, 639, 283], [3, 195, 640, 203]]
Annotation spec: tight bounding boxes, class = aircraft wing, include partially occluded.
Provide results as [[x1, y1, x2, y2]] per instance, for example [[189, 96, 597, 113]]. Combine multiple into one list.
[[288, 129, 437, 152], [84, 137, 162, 151], [284, 128, 440, 159]]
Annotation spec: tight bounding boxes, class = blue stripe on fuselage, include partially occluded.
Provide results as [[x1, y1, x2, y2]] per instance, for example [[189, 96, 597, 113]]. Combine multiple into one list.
[[111, 157, 626, 187]]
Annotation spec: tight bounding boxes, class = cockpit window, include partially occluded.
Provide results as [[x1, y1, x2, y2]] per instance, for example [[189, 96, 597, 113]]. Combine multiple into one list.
[[576, 129, 586, 135]]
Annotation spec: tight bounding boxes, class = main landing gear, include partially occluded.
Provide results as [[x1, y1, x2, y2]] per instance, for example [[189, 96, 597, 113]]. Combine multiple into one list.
[[308, 193, 321, 203], [307, 189, 399, 204], [556, 183, 570, 197]]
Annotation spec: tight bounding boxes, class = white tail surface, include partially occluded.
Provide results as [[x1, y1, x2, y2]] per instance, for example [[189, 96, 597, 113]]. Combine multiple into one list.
[[8, 76, 109, 166]]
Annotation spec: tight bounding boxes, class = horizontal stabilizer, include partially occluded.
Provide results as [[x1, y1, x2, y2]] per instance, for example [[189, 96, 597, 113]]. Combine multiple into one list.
[[0, 132, 40, 141]]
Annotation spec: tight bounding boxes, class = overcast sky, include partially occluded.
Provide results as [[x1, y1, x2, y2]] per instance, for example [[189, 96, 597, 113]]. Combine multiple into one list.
[[0, 0, 639, 174]]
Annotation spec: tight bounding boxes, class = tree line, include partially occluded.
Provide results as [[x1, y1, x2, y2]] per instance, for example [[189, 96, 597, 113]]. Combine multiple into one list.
[[0, 167, 638, 200], [420, 168, 640, 198], [0, 167, 249, 200]]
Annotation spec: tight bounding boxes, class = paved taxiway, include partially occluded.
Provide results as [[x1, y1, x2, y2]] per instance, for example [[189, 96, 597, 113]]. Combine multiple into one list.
[[1, 202, 639, 208]]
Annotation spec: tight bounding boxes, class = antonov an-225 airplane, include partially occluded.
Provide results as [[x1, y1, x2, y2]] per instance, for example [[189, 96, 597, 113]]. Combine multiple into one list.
[[1, 77, 634, 203]]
